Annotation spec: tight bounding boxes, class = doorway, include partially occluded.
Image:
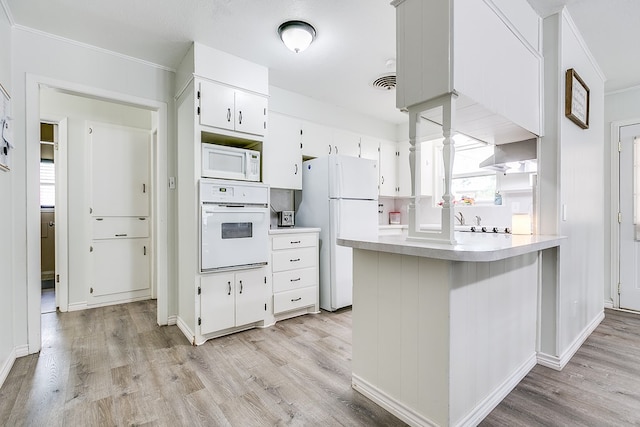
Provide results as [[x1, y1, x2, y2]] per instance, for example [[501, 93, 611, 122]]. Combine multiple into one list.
[[25, 74, 169, 354], [39, 123, 57, 314], [618, 121, 640, 311]]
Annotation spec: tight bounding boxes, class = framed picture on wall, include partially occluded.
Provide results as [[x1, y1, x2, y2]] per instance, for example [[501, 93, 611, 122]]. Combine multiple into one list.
[[565, 68, 590, 129], [0, 82, 11, 171]]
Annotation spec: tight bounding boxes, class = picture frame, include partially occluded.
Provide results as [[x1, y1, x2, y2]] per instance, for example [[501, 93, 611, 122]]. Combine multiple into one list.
[[565, 68, 590, 129], [0, 82, 11, 171]]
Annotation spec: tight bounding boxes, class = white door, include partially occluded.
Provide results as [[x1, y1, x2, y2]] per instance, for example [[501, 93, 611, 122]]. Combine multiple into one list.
[[235, 268, 266, 326], [397, 141, 412, 197], [379, 141, 398, 196], [200, 273, 235, 334], [90, 123, 150, 217], [234, 91, 267, 136], [263, 112, 302, 189], [199, 81, 235, 131], [619, 123, 640, 310]]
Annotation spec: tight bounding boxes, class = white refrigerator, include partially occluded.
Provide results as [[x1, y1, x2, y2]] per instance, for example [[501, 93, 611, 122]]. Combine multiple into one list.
[[296, 155, 378, 311]]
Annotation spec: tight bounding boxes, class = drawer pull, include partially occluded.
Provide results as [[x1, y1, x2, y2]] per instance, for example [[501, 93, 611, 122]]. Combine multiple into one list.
[[291, 297, 302, 302], [290, 278, 301, 282], [227, 281, 231, 296], [290, 258, 300, 262], [290, 240, 301, 244], [95, 218, 104, 221], [115, 234, 128, 237]]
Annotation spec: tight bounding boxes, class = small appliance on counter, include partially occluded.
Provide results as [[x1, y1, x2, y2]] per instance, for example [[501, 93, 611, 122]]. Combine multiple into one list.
[[277, 210, 295, 227], [389, 211, 401, 225]]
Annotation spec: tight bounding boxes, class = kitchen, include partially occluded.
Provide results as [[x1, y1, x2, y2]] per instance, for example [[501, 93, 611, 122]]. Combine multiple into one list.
[[0, 0, 637, 425]]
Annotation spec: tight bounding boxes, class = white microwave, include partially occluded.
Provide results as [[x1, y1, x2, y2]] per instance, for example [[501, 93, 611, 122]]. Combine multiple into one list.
[[201, 144, 261, 182]]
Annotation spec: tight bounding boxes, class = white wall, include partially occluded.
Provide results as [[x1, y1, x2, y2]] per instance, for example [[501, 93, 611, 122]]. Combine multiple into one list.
[[0, 3, 15, 386], [539, 9, 605, 362], [40, 90, 153, 306], [10, 27, 176, 353], [604, 86, 640, 304]]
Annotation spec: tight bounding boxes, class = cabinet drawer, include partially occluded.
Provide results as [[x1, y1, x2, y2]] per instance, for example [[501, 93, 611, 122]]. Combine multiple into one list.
[[92, 217, 149, 239], [273, 267, 317, 293], [272, 247, 316, 272], [272, 233, 317, 250], [273, 286, 317, 314]]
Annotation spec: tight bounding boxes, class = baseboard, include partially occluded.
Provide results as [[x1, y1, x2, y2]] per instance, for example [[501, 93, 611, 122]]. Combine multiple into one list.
[[352, 374, 439, 427], [14, 344, 29, 358], [67, 302, 87, 312], [167, 315, 177, 326], [0, 347, 17, 389], [176, 316, 195, 345], [537, 310, 604, 371], [456, 354, 537, 427], [604, 299, 614, 309]]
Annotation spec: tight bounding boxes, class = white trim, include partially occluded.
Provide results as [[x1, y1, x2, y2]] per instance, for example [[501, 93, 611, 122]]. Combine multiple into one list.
[[561, 8, 607, 82], [0, 347, 16, 388], [176, 316, 195, 345], [166, 315, 177, 326], [352, 374, 439, 427], [14, 344, 28, 357], [14, 25, 175, 73], [606, 84, 640, 97], [456, 354, 537, 427], [67, 302, 88, 312], [0, 0, 14, 26], [604, 299, 614, 309], [482, 0, 542, 58], [537, 310, 604, 371]]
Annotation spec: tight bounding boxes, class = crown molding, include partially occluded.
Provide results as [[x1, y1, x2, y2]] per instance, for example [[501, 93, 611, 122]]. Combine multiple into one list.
[[0, 0, 14, 26]]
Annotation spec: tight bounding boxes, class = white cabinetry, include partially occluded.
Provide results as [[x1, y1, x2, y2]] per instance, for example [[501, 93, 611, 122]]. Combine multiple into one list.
[[200, 268, 268, 336], [359, 137, 380, 161], [379, 141, 398, 197], [332, 129, 360, 157], [300, 120, 332, 158], [270, 231, 319, 321], [199, 81, 267, 137], [263, 112, 302, 190], [396, 142, 412, 197]]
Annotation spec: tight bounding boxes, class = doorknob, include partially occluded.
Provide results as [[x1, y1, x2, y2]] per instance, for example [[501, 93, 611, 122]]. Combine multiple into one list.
[[48, 221, 55, 227]]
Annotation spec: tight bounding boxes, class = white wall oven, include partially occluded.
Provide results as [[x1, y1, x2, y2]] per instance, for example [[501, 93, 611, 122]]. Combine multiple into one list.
[[202, 143, 260, 182], [200, 179, 269, 271]]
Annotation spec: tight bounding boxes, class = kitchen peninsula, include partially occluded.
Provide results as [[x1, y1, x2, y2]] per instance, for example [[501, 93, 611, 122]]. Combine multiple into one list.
[[338, 232, 564, 426]]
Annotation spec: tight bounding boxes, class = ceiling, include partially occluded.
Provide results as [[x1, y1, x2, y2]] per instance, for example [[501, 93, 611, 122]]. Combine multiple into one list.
[[2, 0, 639, 125]]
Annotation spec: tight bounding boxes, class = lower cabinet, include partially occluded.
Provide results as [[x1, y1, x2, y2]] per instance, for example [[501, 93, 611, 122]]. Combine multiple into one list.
[[200, 267, 268, 336], [270, 230, 319, 320]]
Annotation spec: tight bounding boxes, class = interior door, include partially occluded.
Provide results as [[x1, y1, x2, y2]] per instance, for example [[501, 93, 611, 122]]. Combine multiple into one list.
[[619, 123, 640, 310]]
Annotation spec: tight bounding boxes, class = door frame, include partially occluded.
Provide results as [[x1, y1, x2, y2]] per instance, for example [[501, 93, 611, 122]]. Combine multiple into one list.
[[26, 74, 169, 353], [40, 116, 69, 312], [610, 118, 640, 310]]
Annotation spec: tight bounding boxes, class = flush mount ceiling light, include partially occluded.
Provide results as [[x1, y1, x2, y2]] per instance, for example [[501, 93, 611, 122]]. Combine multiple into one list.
[[278, 20, 316, 53]]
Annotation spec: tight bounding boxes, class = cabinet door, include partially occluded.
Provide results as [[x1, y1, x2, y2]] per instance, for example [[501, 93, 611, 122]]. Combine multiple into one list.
[[200, 272, 235, 335], [397, 142, 412, 197], [90, 122, 150, 217], [91, 238, 150, 297], [301, 120, 332, 158], [379, 141, 398, 197], [235, 269, 266, 326], [360, 136, 380, 161], [332, 129, 360, 157], [235, 90, 267, 136], [263, 112, 302, 189], [199, 81, 235, 131]]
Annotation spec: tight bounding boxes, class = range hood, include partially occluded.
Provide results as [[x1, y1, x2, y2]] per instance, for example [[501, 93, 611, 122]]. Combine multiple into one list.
[[479, 138, 537, 172]]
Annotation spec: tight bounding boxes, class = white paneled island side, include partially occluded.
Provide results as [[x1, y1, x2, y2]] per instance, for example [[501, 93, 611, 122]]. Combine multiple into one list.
[[338, 233, 564, 427]]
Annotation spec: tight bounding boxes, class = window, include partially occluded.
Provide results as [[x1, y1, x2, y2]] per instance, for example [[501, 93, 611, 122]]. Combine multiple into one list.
[[40, 160, 55, 207]]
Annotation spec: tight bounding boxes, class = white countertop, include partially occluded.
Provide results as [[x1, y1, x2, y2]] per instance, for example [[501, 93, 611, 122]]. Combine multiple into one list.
[[338, 232, 565, 262], [378, 224, 407, 230], [269, 227, 321, 235]]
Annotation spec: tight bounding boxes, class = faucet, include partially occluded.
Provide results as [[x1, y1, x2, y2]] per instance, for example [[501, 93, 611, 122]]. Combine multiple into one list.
[[456, 212, 465, 225], [475, 215, 482, 226]]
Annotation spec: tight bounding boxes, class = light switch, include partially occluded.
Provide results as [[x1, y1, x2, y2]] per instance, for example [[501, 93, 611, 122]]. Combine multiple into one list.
[[169, 176, 176, 189], [562, 204, 567, 221]]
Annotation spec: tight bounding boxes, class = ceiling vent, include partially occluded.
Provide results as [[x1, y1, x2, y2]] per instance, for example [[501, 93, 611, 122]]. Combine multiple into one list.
[[371, 73, 396, 91]]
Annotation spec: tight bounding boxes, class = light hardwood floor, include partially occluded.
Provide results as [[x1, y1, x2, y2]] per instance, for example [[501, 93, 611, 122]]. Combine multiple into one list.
[[0, 301, 406, 426], [2, 304, 639, 426]]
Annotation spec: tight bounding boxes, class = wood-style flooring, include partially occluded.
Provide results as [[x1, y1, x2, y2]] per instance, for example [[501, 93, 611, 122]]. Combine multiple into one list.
[[2, 304, 640, 426], [0, 301, 406, 426]]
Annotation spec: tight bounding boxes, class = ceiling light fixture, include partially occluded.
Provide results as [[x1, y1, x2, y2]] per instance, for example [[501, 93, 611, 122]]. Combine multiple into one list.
[[278, 20, 316, 53]]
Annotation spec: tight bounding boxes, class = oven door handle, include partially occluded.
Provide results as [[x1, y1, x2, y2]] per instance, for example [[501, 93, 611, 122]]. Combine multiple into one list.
[[202, 205, 268, 215]]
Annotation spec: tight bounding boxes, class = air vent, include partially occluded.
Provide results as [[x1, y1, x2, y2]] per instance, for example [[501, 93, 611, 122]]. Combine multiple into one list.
[[371, 74, 396, 91]]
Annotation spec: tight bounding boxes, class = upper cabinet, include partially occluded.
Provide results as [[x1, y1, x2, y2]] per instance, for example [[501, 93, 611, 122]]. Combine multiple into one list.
[[199, 81, 267, 137], [393, 0, 542, 142], [263, 112, 302, 190]]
